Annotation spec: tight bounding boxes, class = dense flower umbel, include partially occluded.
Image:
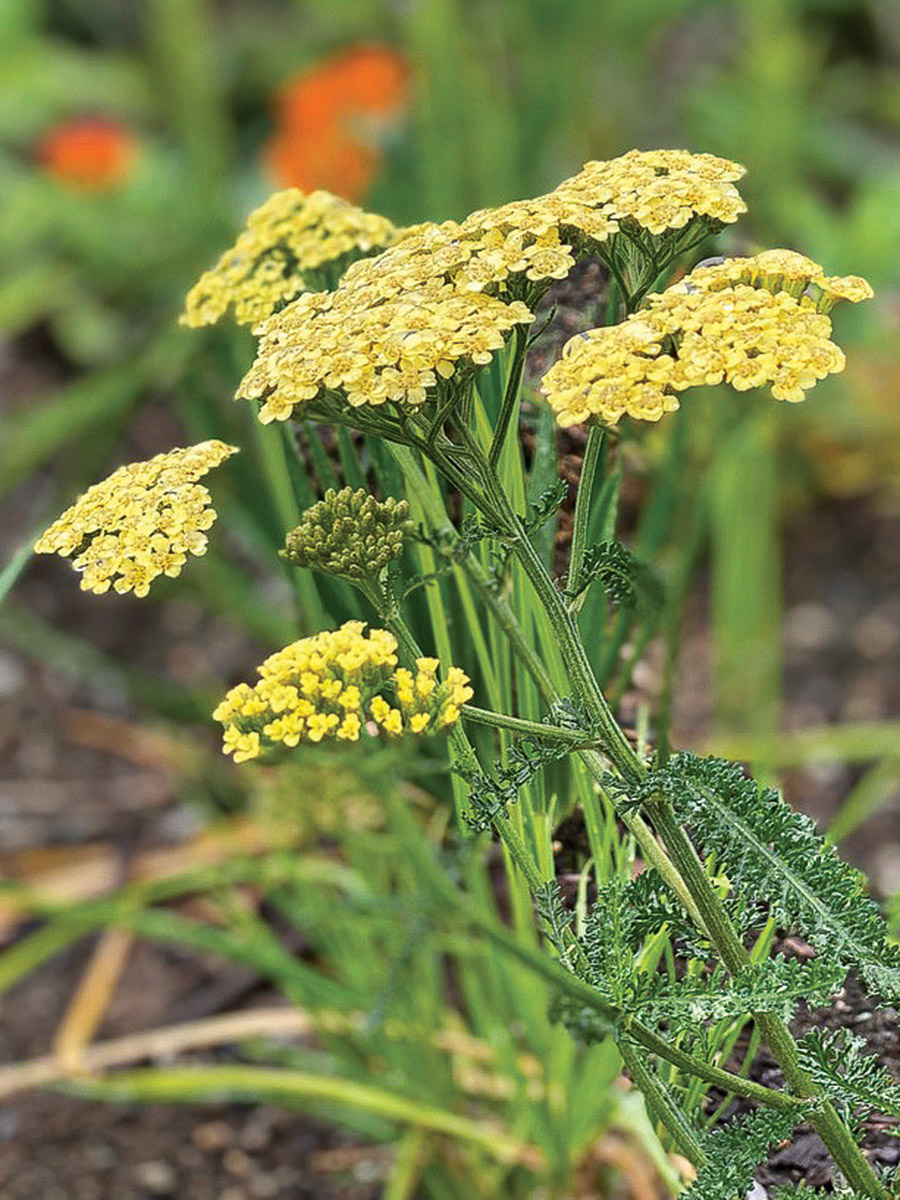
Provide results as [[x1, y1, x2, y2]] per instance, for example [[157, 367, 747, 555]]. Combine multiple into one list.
[[283, 488, 412, 579], [213, 622, 472, 762], [231, 150, 747, 423], [34, 441, 237, 597], [555, 149, 747, 234], [181, 189, 399, 328], [239, 275, 533, 421], [541, 252, 872, 428]]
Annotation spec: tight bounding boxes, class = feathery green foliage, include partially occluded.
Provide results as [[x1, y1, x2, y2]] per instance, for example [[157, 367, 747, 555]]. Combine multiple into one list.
[[690, 1109, 799, 1200], [798, 1028, 900, 1130], [567, 537, 665, 617], [643, 753, 900, 1001]]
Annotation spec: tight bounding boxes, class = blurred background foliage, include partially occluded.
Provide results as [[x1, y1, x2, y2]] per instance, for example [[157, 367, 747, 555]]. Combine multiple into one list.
[[2, 0, 899, 501]]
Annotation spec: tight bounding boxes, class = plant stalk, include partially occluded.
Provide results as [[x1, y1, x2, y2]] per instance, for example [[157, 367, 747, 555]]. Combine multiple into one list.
[[647, 799, 888, 1200]]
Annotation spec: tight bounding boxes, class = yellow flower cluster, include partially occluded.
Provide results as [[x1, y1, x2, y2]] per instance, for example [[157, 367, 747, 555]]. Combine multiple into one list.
[[239, 278, 533, 421], [213, 622, 473, 762], [555, 149, 747, 234], [34, 441, 237, 597], [542, 251, 872, 427], [181, 189, 399, 328], [687, 248, 874, 312], [234, 150, 749, 422]]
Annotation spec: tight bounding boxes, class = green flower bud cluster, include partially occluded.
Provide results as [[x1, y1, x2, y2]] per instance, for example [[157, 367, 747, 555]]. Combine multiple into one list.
[[283, 487, 412, 581]]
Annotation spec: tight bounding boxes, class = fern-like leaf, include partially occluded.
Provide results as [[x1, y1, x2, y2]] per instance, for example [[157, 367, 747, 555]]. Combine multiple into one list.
[[798, 1028, 900, 1128], [524, 478, 567, 537], [688, 1108, 798, 1200], [633, 956, 846, 1025], [645, 754, 900, 1002], [534, 880, 577, 964], [567, 538, 664, 615]]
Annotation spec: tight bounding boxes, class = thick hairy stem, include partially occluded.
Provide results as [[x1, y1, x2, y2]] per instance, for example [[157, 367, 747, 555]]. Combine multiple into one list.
[[647, 800, 888, 1200]]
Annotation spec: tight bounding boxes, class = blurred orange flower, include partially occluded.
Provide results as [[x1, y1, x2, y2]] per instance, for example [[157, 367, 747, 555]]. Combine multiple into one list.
[[265, 44, 410, 201], [37, 116, 138, 192]]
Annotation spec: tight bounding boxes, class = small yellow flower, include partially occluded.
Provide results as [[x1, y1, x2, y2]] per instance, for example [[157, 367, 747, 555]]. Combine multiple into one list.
[[181, 188, 399, 328], [34, 441, 237, 598], [214, 622, 471, 760], [541, 252, 871, 429]]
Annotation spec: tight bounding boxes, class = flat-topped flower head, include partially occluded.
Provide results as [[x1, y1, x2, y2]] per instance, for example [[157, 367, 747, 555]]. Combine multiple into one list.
[[214, 622, 471, 761], [181, 189, 399, 328], [283, 487, 412, 579], [686, 249, 874, 313], [541, 246, 870, 427], [34, 441, 238, 597], [555, 149, 747, 235], [229, 150, 753, 424], [238, 272, 532, 422]]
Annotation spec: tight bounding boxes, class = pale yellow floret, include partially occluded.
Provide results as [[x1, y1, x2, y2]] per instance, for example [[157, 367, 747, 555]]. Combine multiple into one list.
[[34, 441, 237, 598], [181, 189, 399, 328], [541, 252, 871, 429]]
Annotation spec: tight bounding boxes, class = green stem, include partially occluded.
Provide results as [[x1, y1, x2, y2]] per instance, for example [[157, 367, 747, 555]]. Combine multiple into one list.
[[377, 605, 549, 896], [503, 504, 642, 781], [457, 554, 559, 703], [567, 425, 605, 613], [461, 704, 595, 747], [488, 326, 528, 469], [386, 441, 558, 703], [618, 1039, 708, 1166], [623, 1020, 803, 1116], [647, 800, 888, 1200], [390, 436, 702, 930], [391, 802, 807, 1123]]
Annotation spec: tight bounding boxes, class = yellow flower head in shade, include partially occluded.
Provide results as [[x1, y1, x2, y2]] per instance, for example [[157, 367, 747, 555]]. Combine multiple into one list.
[[214, 624, 473, 762], [181, 188, 399, 329], [34, 441, 238, 597], [554, 148, 747, 235], [541, 250, 872, 428]]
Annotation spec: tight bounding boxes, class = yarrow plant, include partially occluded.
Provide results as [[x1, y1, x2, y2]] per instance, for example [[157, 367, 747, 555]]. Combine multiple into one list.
[[36, 149, 897, 1198]]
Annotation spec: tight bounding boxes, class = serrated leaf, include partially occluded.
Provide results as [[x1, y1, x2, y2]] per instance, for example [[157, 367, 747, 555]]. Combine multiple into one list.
[[633, 956, 846, 1025], [689, 1108, 798, 1200], [798, 1028, 900, 1125], [570, 538, 664, 617], [647, 754, 900, 1002]]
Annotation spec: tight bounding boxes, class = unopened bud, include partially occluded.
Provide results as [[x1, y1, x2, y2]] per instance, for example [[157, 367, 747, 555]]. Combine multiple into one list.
[[283, 487, 412, 581]]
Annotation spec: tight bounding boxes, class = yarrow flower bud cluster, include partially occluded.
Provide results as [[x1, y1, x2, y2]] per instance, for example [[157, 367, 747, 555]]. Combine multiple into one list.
[[541, 251, 873, 428], [225, 150, 747, 424], [282, 487, 412, 579], [34, 441, 238, 597], [213, 621, 473, 762], [180, 189, 399, 328]]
